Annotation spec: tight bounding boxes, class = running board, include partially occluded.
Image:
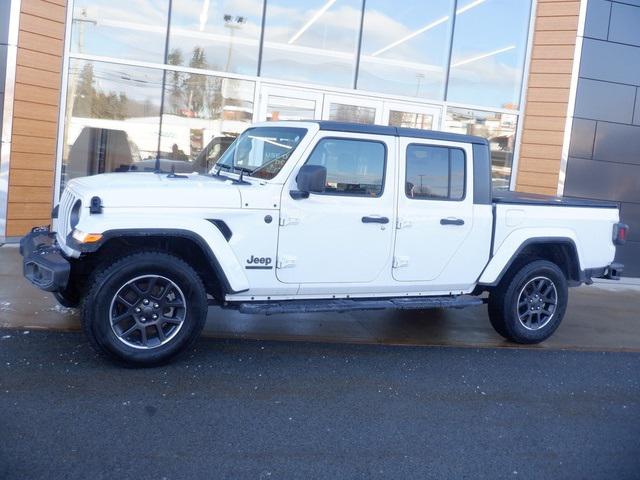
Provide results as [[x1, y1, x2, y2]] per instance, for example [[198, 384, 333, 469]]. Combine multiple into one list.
[[236, 295, 484, 316]]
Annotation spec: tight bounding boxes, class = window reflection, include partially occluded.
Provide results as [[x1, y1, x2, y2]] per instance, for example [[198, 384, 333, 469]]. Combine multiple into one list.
[[168, 0, 262, 75], [389, 110, 433, 130], [70, 0, 168, 63], [358, 0, 453, 99], [216, 127, 307, 180], [261, 0, 363, 88], [306, 138, 386, 196], [447, 0, 531, 109], [445, 107, 517, 190], [61, 59, 163, 190], [160, 72, 254, 173], [328, 103, 376, 124], [266, 96, 317, 121], [406, 145, 465, 200]]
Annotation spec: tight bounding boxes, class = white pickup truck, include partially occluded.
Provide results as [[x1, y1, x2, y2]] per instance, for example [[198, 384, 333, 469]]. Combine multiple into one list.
[[20, 121, 627, 365]]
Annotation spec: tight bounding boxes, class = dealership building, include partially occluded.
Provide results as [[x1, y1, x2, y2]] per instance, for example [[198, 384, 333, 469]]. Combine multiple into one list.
[[0, 0, 639, 275]]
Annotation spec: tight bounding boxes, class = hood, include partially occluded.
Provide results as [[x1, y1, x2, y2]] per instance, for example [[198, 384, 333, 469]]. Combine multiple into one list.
[[67, 172, 242, 209]]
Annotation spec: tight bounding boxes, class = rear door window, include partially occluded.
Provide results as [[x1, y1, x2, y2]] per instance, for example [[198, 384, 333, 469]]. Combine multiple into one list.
[[405, 144, 465, 200]]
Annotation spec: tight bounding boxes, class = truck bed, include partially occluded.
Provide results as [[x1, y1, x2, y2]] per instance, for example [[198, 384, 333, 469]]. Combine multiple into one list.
[[481, 191, 620, 285]]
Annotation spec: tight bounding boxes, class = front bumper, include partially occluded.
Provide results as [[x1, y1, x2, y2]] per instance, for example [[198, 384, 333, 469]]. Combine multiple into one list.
[[19, 227, 70, 292]]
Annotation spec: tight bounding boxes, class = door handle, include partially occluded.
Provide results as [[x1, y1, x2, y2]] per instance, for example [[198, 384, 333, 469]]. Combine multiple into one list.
[[362, 216, 390, 224], [440, 218, 465, 226]]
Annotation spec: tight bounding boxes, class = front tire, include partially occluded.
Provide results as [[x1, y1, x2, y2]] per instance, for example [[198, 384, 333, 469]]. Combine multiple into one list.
[[54, 289, 80, 308], [488, 259, 568, 344], [81, 252, 208, 366]]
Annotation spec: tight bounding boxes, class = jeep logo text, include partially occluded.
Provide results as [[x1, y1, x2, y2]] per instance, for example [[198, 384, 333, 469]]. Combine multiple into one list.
[[247, 255, 272, 266]]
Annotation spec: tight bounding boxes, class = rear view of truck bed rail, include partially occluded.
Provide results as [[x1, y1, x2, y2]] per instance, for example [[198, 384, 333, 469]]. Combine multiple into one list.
[[493, 191, 618, 209]]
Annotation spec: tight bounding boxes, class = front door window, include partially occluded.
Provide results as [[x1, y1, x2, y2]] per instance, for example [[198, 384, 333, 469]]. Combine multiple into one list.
[[305, 138, 386, 196]]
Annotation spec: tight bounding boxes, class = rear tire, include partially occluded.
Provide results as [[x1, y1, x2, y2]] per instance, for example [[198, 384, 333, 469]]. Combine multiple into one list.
[[81, 251, 208, 366], [488, 259, 568, 344]]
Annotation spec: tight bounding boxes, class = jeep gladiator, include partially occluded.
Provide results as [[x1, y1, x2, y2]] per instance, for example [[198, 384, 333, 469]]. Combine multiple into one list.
[[20, 121, 628, 365]]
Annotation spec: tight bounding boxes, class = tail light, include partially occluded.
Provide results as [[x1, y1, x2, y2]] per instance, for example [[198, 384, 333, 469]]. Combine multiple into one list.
[[613, 223, 629, 245]]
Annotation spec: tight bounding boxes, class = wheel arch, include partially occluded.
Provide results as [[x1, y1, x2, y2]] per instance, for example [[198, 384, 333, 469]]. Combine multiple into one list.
[[70, 228, 249, 298], [479, 237, 582, 288]]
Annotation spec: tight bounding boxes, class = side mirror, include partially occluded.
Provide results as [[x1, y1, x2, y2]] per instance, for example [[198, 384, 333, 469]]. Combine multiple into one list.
[[292, 165, 326, 199]]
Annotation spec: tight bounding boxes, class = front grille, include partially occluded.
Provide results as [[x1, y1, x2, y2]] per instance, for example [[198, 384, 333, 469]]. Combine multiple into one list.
[[57, 188, 77, 242]]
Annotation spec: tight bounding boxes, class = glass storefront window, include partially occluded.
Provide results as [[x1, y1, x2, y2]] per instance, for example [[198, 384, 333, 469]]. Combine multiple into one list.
[[388, 110, 433, 130], [266, 96, 317, 121], [357, 0, 453, 100], [261, 0, 363, 88], [328, 103, 377, 124], [168, 0, 263, 75], [160, 72, 255, 173], [445, 107, 517, 191], [70, 0, 169, 63], [61, 59, 163, 189], [446, 0, 531, 109], [57, 0, 535, 201]]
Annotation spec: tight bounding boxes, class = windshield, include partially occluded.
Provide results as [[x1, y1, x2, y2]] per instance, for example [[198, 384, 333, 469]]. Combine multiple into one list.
[[213, 127, 307, 180]]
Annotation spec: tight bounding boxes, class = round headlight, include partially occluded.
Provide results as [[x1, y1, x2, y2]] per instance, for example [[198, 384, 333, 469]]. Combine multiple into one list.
[[70, 200, 82, 229]]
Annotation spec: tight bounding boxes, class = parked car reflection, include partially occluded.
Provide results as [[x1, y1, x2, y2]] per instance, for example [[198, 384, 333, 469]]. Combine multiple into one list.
[[65, 127, 236, 179]]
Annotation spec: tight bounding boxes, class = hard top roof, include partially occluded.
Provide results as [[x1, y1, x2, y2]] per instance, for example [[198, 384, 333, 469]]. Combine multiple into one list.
[[312, 120, 489, 146]]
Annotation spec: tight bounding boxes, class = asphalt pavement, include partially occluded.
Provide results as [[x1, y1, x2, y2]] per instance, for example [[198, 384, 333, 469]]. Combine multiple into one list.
[[1, 330, 639, 479]]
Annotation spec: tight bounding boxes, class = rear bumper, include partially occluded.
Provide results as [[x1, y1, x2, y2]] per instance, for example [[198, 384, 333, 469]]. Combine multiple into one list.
[[20, 227, 70, 292], [583, 262, 624, 284]]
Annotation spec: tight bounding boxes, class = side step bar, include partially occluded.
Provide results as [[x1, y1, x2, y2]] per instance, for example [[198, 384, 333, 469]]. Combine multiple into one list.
[[236, 295, 484, 316]]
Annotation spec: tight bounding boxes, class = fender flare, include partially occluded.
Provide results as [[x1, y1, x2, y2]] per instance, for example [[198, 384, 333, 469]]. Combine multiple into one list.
[[478, 233, 581, 286], [70, 215, 250, 294]]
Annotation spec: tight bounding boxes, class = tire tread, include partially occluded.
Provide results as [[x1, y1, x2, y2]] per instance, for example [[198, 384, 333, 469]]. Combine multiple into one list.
[[488, 258, 568, 344], [81, 251, 207, 366]]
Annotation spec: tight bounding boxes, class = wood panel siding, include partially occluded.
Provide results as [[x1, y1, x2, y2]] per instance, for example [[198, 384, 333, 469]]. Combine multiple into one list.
[[523, 115, 567, 131], [528, 73, 572, 88], [9, 186, 55, 203], [6, 0, 67, 237], [17, 49, 65, 73], [516, 0, 581, 195], [521, 129, 565, 146]]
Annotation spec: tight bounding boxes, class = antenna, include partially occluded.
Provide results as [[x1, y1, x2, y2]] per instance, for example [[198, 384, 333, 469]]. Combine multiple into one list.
[[166, 163, 187, 178]]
